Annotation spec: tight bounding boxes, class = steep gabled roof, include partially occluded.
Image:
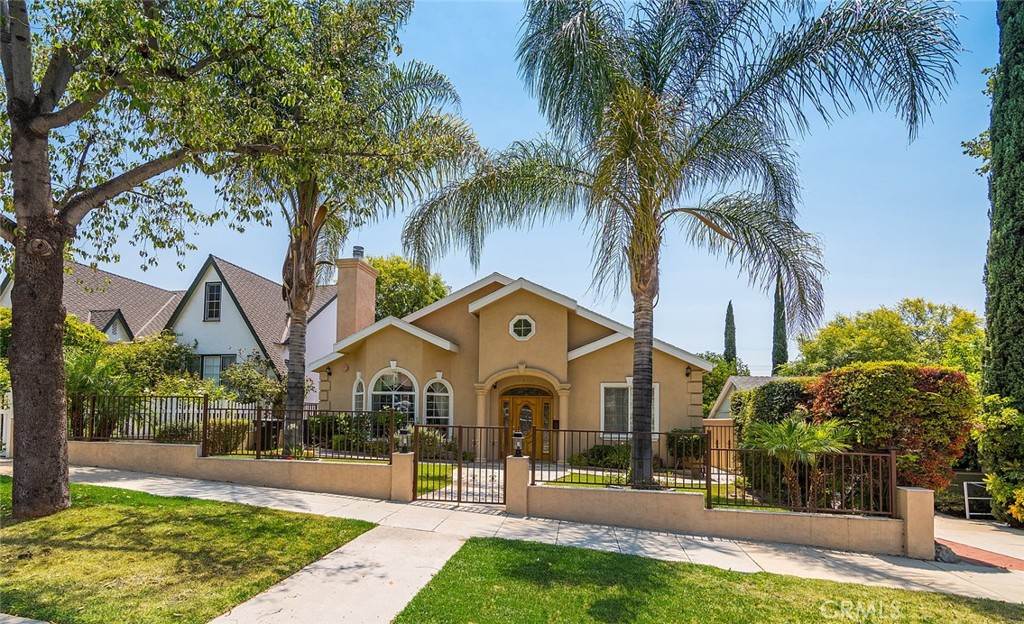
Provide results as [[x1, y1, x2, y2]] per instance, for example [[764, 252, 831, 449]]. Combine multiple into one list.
[[164, 255, 290, 374], [469, 277, 713, 370], [9, 261, 185, 339]]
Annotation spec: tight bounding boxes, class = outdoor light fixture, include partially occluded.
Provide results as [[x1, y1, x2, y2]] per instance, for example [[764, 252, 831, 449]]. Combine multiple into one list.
[[512, 430, 524, 457], [326, 366, 332, 377], [399, 426, 411, 453], [685, 366, 692, 378]]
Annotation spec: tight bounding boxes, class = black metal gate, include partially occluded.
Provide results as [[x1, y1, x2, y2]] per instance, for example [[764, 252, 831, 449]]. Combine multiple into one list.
[[414, 425, 507, 504]]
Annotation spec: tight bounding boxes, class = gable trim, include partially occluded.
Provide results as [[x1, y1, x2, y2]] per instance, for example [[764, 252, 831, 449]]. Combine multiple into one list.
[[403, 272, 513, 323], [163, 255, 274, 366], [101, 309, 135, 341], [567, 333, 627, 361], [312, 316, 459, 371], [467, 278, 576, 314]]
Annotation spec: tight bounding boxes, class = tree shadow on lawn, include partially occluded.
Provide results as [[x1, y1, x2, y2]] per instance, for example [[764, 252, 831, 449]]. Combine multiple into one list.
[[490, 538, 674, 623]]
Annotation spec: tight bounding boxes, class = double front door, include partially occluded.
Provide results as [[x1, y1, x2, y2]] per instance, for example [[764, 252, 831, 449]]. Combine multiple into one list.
[[505, 392, 552, 461]]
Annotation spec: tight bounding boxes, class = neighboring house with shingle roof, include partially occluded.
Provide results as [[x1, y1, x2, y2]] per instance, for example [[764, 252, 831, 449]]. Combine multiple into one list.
[[707, 375, 787, 420], [0, 261, 183, 342], [1, 255, 336, 402]]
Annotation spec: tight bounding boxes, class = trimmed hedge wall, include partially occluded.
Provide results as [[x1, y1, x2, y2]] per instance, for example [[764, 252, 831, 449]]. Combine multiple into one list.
[[732, 363, 976, 491], [810, 362, 975, 490]]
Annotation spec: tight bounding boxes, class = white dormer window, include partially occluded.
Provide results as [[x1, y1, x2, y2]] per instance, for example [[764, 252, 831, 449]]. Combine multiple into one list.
[[509, 314, 535, 341]]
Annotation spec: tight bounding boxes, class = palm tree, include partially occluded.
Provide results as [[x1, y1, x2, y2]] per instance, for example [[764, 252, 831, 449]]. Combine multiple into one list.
[[742, 418, 853, 508], [223, 5, 480, 432], [402, 0, 958, 485]]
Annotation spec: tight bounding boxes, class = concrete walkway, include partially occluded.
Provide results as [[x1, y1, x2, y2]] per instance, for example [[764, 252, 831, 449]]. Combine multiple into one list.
[[936, 513, 1024, 561], [3, 464, 1024, 623]]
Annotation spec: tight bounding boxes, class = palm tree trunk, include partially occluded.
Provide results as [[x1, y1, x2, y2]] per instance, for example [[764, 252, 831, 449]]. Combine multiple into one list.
[[281, 177, 321, 448], [630, 257, 658, 487]]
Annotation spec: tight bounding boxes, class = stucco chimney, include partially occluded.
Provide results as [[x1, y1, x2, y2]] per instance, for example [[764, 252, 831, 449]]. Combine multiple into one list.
[[336, 247, 378, 341]]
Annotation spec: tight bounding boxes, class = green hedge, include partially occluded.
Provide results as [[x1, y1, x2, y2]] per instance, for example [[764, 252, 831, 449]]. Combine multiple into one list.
[[731, 378, 816, 440], [810, 362, 976, 490], [568, 444, 631, 470], [975, 395, 1024, 526]]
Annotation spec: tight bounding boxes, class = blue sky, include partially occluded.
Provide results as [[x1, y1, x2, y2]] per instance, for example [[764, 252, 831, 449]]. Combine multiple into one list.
[[104, 1, 999, 375]]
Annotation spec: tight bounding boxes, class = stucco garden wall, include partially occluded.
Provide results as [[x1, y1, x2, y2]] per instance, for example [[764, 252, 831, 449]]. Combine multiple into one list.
[[68, 441, 398, 500], [506, 457, 934, 559]]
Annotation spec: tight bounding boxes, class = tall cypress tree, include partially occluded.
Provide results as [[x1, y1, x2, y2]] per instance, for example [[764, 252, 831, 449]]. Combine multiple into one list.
[[724, 301, 737, 365], [772, 271, 788, 374], [986, 1, 1024, 404]]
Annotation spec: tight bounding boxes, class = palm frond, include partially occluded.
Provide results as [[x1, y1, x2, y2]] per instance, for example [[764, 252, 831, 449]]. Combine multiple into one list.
[[402, 138, 591, 269], [671, 192, 826, 332]]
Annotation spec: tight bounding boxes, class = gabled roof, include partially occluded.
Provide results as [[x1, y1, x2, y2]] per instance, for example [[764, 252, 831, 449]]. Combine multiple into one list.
[[0, 261, 184, 339], [89, 308, 134, 341], [707, 375, 787, 419], [164, 255, 290, 373], [310, 316, 459, 371], [403, 272, 512, 322], [469, 277, 713, 370]]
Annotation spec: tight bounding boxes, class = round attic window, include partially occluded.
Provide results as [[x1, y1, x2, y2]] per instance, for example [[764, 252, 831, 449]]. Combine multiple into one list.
[[509, 315, 535, 341]]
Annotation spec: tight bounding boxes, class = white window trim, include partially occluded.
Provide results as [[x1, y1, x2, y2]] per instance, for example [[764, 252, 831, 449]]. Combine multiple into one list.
[[369, 366, 418, 422], [423, 377, 454, 426], [509, 314, 536, 341], [599, 382, 660, 437], [352, 378, 365, 412]]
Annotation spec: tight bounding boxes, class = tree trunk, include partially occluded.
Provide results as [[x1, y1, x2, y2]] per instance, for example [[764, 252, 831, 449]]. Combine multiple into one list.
[[7, 106, 73, 516], [630, 254, 659, 488], [281, 178, 320, 449]]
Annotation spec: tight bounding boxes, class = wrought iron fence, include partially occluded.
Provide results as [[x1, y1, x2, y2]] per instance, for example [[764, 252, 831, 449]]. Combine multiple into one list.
[[413, 424, 506, 504], [528, 428, 896, 517], [66, 395, 397, 463], [529, 428, 707, 491], [202, 406, 398, 462]]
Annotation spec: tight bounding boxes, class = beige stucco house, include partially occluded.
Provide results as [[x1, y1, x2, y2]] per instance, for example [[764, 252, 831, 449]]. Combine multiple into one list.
[[311, 254, 711, 460]]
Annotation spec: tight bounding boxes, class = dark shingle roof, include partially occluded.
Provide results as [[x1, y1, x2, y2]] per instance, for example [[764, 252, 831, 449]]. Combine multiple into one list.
[[61, 262, 183, 338], [208, 256, 290, 374], [311, 285, 336, 319]]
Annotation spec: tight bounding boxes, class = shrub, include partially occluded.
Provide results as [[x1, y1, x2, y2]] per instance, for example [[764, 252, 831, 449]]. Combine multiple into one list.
[[206, 417, 250, 455], [104, 332, 194, 388], [975, 394, 1024, 526], [731, 378, 816, 442], [666, 428, 704, 467], [154, 421, 198, 444], [568, 444, 631, 470], [811, 362, 976, 490]]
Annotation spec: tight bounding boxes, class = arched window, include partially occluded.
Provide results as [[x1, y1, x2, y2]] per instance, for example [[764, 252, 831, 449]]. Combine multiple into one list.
[[352, 379, 365, 411], [424, 379, 453, 426], [370, 368, 417, 423]]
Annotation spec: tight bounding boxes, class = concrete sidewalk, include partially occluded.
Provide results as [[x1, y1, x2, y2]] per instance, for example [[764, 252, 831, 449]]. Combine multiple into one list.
[[3, 463, 1024, 623]]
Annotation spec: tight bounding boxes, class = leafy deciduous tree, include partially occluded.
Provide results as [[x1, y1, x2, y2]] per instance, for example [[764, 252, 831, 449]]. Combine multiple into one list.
[[369, 255, 449, 321], [0, 0, 392, 517]]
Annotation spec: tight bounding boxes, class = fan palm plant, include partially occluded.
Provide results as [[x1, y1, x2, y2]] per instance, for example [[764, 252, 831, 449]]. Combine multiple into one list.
[[222, 3, 480, 430], [741, 417, 853, 508], [402, 0, 958, 484]]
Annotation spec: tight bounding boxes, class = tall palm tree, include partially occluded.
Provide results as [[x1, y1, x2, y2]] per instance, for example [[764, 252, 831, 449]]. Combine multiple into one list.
[[402, 0, 958, 485], [269, 72, 477, 436]]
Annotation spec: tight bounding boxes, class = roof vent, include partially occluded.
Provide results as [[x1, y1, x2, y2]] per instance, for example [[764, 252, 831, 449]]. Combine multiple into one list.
[[352, 245, 365, 259]]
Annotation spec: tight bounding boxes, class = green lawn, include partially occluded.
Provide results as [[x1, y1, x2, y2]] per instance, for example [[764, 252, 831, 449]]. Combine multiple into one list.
[[395, 538, 1024, 624], [547, 473, 784, 510], [417, 462, 455, 495], [0, 476, 372, 624]]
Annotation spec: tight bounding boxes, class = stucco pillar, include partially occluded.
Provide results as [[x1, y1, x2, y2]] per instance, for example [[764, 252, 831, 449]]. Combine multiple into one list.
[[390, 452, 415, 502], [474, 384, 488, 427], [895, 486, 935, 560], [506, 455, 530, 516], [556, 385, 571, 462]]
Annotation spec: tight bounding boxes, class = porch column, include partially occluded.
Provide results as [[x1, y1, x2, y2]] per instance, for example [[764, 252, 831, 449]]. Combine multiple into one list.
[[557, 384, 571, 461], [474, 384, 488, 427]]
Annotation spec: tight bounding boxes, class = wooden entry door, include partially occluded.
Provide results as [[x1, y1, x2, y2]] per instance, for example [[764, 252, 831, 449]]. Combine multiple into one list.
[[508, 395, 552, 460]]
